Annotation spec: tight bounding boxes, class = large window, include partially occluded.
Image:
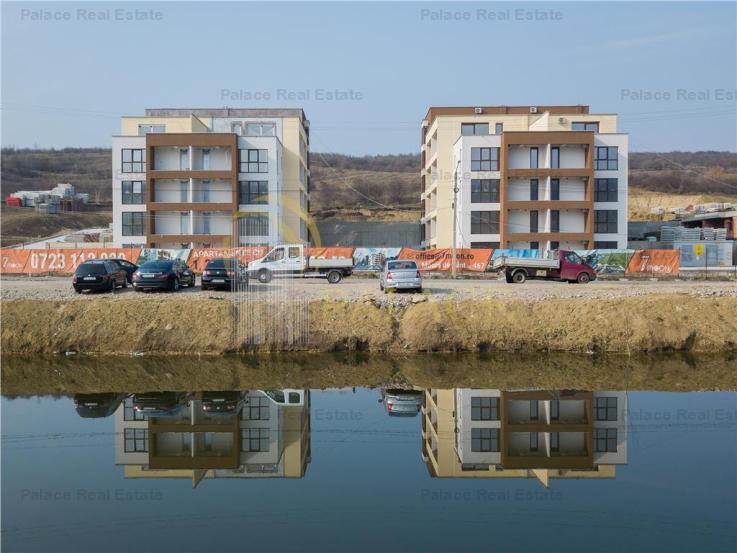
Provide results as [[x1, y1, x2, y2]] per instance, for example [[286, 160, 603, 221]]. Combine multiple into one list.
[[595, 428, 618, 452], [245, 123, 275, 136], [550, 432, 560, 452], [461, 123, 489, 136], [471, 397, 499, 421], [239, 149, 268, 173], [239, 181, 269, 205], [529, 432, 539, 451], [241, 428, 270, 452], [594, 241, 618, 249], [471, 428, 499, 452], [594, 397, 618, 421], [122, 181, 144, 204], [122, 212, 146, 236], [551, 210, 560, 233], [550, 178, 560, 200], [530, 147, 539, 169], [595, 178, 618, 202], [595, 210, 618, 233], [239, 214, 269, 236], [123, 398, 146, 421], [470, 179, 499, 203], [121, 149, 145, 173], [124, 428, 148, 452], [530, 179, 539, 201], [470, 211, 499, 234], [471, 147, 500, 171], [243, 396, 271, 420], [530, 210, 539, 233], [595, 147, 618, 170], [530, 401, 539, 420], [551, 146, 560, 169], [495, 123, 503, 135], [471, 241, 500, 249], [572, 121, 599, 132]]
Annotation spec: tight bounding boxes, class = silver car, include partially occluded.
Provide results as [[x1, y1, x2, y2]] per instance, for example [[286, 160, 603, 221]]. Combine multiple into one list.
[[380, 260, 423, 293]]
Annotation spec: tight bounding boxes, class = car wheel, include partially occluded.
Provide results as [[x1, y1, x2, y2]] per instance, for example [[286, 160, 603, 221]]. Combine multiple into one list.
[[122, 278, 128, 289], [74, 288, 82, 294], [327, 270, 342, 284], [416, 288, 423, 294], [108, 279, 116, 292], [258, 270, 272, 284], [577, 272, 591, 284], [171, 278, 180, 292], [512, 270, 527, 284]]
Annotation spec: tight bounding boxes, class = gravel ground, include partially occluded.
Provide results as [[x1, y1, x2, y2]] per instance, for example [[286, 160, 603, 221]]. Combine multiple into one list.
[[2, 274, 735, 303]]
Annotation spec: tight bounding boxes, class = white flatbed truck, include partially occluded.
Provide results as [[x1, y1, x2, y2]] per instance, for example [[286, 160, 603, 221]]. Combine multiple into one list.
[[248, 244, 353, 284]]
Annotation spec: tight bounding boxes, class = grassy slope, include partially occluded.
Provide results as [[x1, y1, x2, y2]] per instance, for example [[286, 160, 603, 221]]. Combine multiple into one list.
[[0, 207, 112, 247]]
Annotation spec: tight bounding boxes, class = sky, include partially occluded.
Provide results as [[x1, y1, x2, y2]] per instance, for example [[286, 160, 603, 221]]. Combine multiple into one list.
[[2, 1, 736, 154]]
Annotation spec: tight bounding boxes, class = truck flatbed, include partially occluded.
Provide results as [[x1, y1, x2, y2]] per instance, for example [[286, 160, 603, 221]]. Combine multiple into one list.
[[492, 256, 560, 270]]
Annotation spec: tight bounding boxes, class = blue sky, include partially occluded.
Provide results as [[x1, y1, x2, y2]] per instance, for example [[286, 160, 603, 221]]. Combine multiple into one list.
[[2, 1, 735, 154]]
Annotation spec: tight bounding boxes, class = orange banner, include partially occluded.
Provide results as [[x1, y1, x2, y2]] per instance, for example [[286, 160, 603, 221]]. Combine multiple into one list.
[[306, 247, 354, 259], [626, 250, 680, 274], [188, 246, 268, 272], [398, 248, 493, 273], [1, 248, 142, 275]]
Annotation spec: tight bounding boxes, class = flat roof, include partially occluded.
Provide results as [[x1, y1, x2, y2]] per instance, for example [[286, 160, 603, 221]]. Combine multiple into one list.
[[423, 105, 592, 125], [145, 108, 307, 122]]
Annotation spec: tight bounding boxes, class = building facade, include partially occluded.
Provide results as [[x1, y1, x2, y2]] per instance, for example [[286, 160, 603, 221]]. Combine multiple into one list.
[[420, 106, 628, 250], [112, 108, 310, 248]]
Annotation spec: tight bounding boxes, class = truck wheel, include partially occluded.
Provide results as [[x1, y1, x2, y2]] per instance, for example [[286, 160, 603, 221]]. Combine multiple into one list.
[[258, 269, 272, 284], [577, 272, 591, 284], [505, 271, 513, 283], [511, 270, 527, 284], [327, 270, 342, 284]]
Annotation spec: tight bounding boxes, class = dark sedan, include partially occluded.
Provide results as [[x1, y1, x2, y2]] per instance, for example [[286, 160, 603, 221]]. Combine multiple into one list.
[[201, 391, 245, 414], [73, 260, 127, 293], [73, 393, 128, 418], [201, 258, 248, 291], [132, 392, 191, 416], [132, 259, 196, 292], [108, 258, 139, 283]]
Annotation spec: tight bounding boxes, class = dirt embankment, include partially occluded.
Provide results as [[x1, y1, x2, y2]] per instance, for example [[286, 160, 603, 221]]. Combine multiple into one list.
[[2, 294, 736, 355]]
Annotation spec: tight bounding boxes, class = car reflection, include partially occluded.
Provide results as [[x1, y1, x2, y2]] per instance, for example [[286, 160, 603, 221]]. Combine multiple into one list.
[[132, 392, 191, 417], [73, 393, 128, 418], [379, 388, 423, 417]]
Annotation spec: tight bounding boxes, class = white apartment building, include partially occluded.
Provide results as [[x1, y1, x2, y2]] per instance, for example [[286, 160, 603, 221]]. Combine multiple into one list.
[[112, 108, 310, 249], [421, 106, 629, 250]]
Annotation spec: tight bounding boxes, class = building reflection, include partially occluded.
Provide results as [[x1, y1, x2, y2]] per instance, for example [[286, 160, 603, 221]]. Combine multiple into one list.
[[421, 389, 628, 487], [114, 390, 311, 487]]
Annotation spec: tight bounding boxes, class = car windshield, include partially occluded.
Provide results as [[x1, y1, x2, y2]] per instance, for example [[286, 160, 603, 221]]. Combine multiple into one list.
[[388, 261, 417, 271], [75, 263, 106, 275], [139, 260, 174, 271], [206, 258, 239, 269]]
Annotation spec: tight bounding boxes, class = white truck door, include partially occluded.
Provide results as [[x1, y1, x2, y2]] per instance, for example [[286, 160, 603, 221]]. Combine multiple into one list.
[[285, 245, 304, 273]]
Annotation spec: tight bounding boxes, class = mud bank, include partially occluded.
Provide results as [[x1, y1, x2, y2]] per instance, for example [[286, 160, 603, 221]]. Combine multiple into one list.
[[2, 295, 736, 354]]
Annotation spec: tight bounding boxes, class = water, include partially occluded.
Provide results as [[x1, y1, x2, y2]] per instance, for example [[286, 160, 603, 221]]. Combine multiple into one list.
[[2, 359, 736, 552]]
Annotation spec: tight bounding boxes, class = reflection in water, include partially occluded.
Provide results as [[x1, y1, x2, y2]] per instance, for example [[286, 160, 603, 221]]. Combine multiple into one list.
[[80, 387, 629, 489]]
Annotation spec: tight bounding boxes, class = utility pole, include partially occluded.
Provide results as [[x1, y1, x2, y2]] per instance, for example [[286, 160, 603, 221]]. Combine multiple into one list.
[[452, 160, 461, 279]]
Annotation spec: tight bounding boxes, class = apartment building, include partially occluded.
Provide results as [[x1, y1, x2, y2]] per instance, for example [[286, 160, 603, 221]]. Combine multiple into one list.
[[112, 108, 310, 248], [422, 388, 627, 487], [420, 106, 628, 250], [115, 391, 311, 487]]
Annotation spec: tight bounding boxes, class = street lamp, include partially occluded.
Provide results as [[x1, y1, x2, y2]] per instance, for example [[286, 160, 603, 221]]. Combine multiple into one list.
[[452, 159, 461, 279]]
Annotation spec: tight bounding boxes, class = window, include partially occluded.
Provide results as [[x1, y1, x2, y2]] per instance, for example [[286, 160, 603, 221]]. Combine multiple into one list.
[[198, 212, 211, 235], [124, 428, 148, 452], [594, 241, 618, 249], [595, 178, 618, 202], [572, 121, 599, 132], [180, 212, 189, 234], [530, 179, 539, 200], [471, 179, 500, 203], [529, 432, 539, 451], [240, 214, 269, 236], [471, 241, 500, 249], [530, 241, 539, 250], [241, 428, 270, 452], [594, 397, 618, 421], [288, 246, 301, 258], [121, 149, 145, 173], [122, 212, 146, 236], [193, 181, 210, 202], [471, 397, 499, 421], [179, 148, 189, 170], [530, 147, 539, 169], [551, 210, 560, 233], [138, 124, 165, 135], [123, 398, 146, 421], [239, 149, 268, 173], [470, 147, 500, 171], [550, 178, 560, 201], [550, 241, 559, 250], [595, 210, 618, 233], [495, 123, 503, 135], [551, 400, 559, 420], [122, 181, 144, 204], [565, 251, 583, 264], [470, 211, 499, 234], [595, 147, 618, 170], [530, 401, 538, 420], [461, 123, 489, 136], [231, 122, 243, 135], [595, 428, 618, 452], [179, 181, 188, 202], [550, 432, 560, 452], [243, 396, 271, 420], [202, 149, 211, 170], [245, 123, 275, 137], [551, 146, 560, 169], [530, 210, 538, 233], [239, 181, 268, 205], [471, 428, 499, 452]]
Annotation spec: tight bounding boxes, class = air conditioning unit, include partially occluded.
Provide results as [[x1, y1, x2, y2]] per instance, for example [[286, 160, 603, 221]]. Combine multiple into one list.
[[529, 106, 538, 114], [474, 107, 483, 114]]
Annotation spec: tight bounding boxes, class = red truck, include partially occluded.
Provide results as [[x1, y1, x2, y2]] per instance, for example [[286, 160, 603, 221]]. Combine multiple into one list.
[[492, 250, 597, 284]]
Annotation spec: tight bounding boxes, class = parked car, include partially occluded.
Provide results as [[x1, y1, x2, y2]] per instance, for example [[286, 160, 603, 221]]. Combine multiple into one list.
[[379, 389, 423, 417], [380, 260, 423, 293], [73, 260, 128, 293], [108, 258, 139, 283], [73, 393, 128, 418], [132, 259, 196, 292], [132, 392, 190, 416], [201, 391, 246, 415], [201, 258, 248, 291]]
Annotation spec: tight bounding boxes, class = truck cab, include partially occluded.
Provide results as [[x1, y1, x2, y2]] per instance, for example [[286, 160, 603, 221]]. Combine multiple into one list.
[[554, 250, 596, 282], [249, 245, 306, 278]]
